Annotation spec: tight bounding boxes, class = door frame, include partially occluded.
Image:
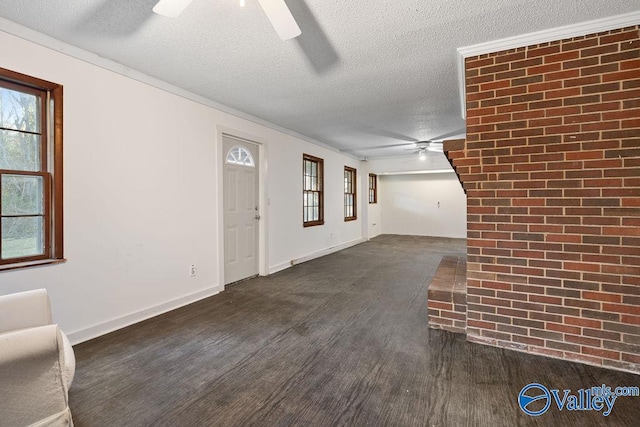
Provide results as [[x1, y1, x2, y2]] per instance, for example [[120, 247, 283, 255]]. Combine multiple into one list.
[[216, 126, 269, 289]]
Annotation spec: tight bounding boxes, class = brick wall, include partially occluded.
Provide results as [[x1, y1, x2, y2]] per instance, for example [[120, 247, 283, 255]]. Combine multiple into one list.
[[428, 255, 467, 333], [448, 25, 640, 373]]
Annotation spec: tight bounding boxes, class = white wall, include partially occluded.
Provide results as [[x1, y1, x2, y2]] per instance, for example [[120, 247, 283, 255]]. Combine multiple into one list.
[[365, 170, 382, 240], [0, 28, 362, 343], [379, 173, 467, 238], [367, 201, 382, 239], [266, 144, 363, 273]]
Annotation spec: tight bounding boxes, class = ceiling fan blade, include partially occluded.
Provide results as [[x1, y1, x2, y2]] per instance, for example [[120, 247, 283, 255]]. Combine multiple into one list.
[[427, 142, 444, 152], [257, 0, 301, 41], [153, 0, 195, 17]]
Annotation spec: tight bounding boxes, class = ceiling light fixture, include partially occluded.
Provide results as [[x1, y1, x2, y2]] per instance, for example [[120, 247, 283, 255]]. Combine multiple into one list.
[[240, 0, 245, 7], [418, 149, 427, 161]]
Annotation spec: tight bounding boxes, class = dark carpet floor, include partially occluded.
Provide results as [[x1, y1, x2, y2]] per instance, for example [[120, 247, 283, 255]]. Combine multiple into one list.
[[69, 235, 640, 426]]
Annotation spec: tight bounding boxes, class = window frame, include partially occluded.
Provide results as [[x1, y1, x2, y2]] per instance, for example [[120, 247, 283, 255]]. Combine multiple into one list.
[[0, 67, 64, 271], [302, 154, 324, 227], [344, 166, 357, 221], [369, 173, 377, 204]]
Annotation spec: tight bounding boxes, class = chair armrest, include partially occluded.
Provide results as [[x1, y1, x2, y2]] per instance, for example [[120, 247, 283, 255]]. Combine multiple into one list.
[[0, 289, 53, 334], [0, 324, 73, 427], [61, 330, 76, 387]]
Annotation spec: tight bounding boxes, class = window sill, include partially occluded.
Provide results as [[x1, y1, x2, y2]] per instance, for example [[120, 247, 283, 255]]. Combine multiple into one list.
[[344, 217, 358, 222], [0, 258, 67, 272], [303, 221, 325, 227]]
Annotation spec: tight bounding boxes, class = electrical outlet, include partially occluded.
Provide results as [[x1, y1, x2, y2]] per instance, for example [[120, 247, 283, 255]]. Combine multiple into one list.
[[189, 264, 196, 277]]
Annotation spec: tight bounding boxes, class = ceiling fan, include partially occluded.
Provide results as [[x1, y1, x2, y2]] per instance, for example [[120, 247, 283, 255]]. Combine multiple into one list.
[[152, 0, 301, 40], [409, 141, 444, 160]]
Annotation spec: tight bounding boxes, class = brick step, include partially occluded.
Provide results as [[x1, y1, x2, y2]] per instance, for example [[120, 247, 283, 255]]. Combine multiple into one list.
[[427, 255, 467, 334]]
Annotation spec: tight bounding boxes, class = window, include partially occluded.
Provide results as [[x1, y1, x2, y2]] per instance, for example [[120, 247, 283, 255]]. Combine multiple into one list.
[[303, 154, 324, 227], [226, 145, 255, 167], [344, 166, 357, 221], [369, 173, 377, 204], [0, 67, 63, 270]]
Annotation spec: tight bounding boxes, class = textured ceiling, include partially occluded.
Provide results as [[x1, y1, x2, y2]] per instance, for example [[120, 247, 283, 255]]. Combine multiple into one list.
[[0, 0, 638, 159]]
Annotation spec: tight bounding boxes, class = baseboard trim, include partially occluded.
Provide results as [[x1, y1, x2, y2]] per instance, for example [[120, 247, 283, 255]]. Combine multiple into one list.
[[66, 285, 223, 345], [268, 238, 365, 275]]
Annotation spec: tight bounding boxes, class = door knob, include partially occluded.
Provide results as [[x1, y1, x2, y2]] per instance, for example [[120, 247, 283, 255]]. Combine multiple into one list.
[[255, 215, 261, 220]]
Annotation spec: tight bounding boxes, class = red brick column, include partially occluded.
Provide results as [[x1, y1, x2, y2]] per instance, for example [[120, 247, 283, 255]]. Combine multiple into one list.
[[449, 26, 640, 373]]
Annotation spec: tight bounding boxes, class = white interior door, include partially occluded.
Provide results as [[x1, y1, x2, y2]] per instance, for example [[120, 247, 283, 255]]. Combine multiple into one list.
[[223, 136, 260, 285]]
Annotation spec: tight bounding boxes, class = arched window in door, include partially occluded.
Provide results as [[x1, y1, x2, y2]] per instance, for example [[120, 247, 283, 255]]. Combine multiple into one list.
[[226, 146, 255, 167]]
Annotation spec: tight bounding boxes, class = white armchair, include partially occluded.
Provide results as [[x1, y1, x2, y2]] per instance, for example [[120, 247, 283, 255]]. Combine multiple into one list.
[[0, 289, 75, 427]]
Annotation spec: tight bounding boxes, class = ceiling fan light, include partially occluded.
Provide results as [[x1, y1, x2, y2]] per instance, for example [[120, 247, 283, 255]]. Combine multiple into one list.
[[152, 0, 196, 17], [418, 150, 427, 161]]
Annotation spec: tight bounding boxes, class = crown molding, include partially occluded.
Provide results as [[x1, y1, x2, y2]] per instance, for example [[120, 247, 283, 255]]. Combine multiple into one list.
[[456, 11, 640, 119], [0, 16, 347, 157]]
